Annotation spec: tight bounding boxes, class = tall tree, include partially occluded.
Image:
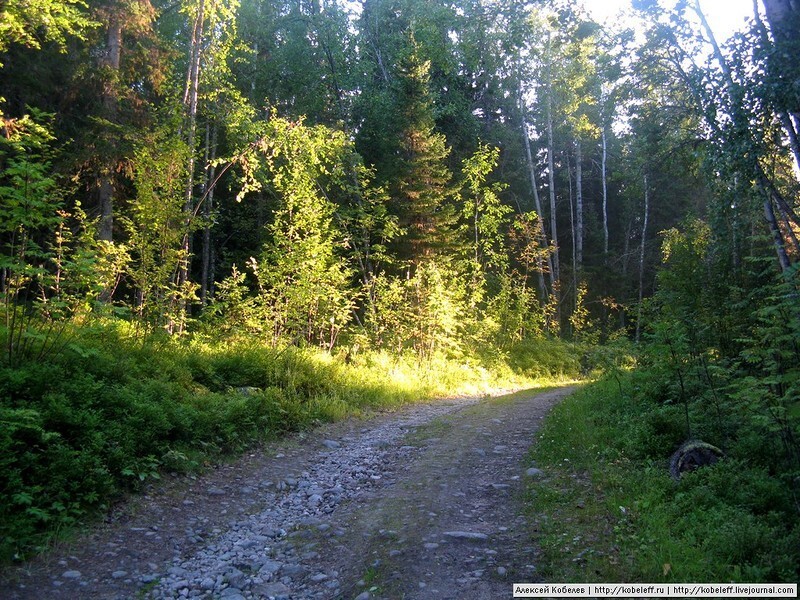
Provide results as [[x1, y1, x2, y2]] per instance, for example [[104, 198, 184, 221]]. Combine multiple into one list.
[[391, 40, 458, 267]]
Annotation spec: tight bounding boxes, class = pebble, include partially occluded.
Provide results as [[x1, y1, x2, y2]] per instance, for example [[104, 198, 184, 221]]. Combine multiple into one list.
[[111, 570, 127, 579], [322, 439, 340, 449], [199, 577, 215, 590], [443, 531, 489, 541], [62, 571, 81, 579], [252, 582, 291, 598], [526, 467, 544, 477], [355, 592, 371, 600]]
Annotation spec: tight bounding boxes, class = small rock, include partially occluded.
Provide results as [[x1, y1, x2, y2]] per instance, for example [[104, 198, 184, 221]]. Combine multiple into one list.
[[526, 467, 544, 477], [252, 582, 291, 599], [355, 592, 371, 600], [423, 543, 439, 550], [62, 571, 81, 579], [111, 570, 127, 579], [200, 577, 215, 590], [259, 560, 283, 578], [497, 566, 507, 576], [443, 531, 489, 541], [281, 564, 304, 578], [225, 567, 246, 588], [310, 573, 328, 583], [170, 579, 189, 591], [322, 439, 340, 450], [219, 588, 245, 599], [208, 487, 226, 496], [308, 494, 323, 507]]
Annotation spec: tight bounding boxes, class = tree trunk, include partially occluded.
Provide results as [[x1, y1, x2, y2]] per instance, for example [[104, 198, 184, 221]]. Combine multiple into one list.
[[636, 173, 649, 342], [175, 0, 205, 331], [602, 124, 609, 256], [575, 137, 583, 269], [765, 197, 792, 272], [545, 33, 560, 307], [776, 112, 800, 174], [98, 15, 122, 242], [520, 99, 551, 303], [200, 122, 217, 305], [567, 148, 576, 335]]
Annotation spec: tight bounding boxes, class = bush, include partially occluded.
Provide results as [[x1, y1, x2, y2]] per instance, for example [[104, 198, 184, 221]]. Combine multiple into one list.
[[507, 337, 584, 379]]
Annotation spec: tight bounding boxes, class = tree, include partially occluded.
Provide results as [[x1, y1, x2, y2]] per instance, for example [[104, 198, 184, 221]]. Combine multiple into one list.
[[245, 116, 357, 348], [459, 142, 511, 306], [92, 0, 156, 243], [0, 0, 95, 59], [390, 40, 459, 267]]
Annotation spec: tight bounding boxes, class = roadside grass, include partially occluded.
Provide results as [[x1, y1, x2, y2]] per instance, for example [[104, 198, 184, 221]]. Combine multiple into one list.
[[0, 318, 587, 563], [524, 376, 800, 583]]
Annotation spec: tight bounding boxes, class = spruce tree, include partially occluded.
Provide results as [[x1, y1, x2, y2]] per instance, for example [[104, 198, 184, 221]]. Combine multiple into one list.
[[391, 40, 458, 267]]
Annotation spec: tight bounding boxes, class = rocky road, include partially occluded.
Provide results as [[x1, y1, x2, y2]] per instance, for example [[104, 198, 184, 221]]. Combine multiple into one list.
[[3, 385, 575, 600]]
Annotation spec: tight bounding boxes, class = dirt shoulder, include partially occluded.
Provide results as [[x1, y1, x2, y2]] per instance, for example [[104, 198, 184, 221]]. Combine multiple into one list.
[[2, 385, 575, 600]]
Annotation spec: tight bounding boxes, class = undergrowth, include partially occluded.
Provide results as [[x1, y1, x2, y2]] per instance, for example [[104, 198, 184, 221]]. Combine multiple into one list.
[[0, 317, 585, 563], [525, 373, 800, 583]]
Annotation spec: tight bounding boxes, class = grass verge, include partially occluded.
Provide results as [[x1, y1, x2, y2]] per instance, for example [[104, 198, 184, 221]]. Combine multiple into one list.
[[524, 376, 800, 583]]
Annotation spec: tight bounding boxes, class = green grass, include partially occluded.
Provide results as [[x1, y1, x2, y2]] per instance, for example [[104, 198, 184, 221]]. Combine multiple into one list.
[[524, 376, 800, 583], [0, 318, 586, 563]]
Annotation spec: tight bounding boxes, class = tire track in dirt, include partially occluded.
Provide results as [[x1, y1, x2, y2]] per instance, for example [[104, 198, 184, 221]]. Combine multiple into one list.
[[308, 386, 575, 600]]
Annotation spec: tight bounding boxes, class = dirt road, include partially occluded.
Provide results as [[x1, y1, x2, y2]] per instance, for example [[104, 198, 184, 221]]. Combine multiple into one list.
[[3, 386, 575, 600]]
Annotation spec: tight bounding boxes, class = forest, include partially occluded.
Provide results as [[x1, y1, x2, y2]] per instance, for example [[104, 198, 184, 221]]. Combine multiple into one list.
[[1, 0, 799, 583]]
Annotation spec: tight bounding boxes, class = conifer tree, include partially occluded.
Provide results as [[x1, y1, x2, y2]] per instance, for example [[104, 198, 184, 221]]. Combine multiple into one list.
[[391, 40, 458, 267]]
